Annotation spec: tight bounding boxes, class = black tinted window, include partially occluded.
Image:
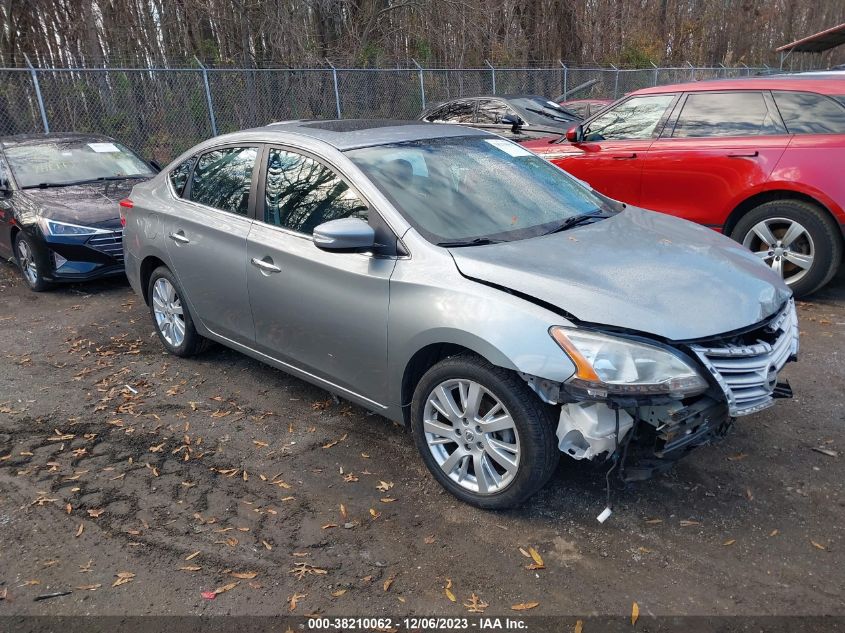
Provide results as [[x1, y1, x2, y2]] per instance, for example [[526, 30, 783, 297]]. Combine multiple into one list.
[[189, 147, 256, 215], [476, 100, 512, 124], [424, 100, 475, 123], [673, 92, 782, 138], [264, 149, 367, 234], [169, 157, 196, 197], [773, 91, 845, 134], [585, 95, 675, 141]]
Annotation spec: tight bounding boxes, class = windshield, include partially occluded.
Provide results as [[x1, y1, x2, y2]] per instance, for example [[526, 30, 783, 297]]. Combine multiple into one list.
[[3, 139, 153, 188], [510, 97, 579, 124], [346, 136, 612, 244]]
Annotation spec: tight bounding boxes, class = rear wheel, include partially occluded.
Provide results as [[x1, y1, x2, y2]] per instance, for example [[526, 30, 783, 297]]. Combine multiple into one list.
[[148, 266, 207, 357], [410, 354, 558, 509], [731, 199, 842, 298], [14, 233, 50, 292]]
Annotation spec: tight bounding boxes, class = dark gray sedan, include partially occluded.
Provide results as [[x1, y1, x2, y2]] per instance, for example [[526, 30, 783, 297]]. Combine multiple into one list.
[[122, 120, 797, 509]]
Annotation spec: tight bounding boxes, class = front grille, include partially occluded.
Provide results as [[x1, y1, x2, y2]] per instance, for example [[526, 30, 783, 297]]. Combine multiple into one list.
[[87, 230, 124, 262], [690, 299, 798, 417]]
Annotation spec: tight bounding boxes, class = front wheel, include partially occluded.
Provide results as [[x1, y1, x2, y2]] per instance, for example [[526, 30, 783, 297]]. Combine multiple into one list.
[[410, 354, 559, 509], [14, 232, 50, 292], [731, 199, 842, 298]]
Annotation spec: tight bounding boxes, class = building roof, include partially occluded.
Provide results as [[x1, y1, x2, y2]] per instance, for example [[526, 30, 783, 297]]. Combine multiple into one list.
[[776, 23, 845, 53]]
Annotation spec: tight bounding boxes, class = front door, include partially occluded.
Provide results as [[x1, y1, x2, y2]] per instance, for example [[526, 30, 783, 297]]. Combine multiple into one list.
[[640, 91, 790, 227], [554, 93, 678, 205], [165, 145, 258, 343], [246, 146, 394, 405]]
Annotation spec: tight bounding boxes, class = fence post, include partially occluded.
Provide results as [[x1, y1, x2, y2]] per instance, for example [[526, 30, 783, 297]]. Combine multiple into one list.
[[610, 64, 619, 99], [651, 61, 658, 86], [412, 59, 426, 110], [687, 61, 695, 80], [718, 62, 726, 78], [194, 57, 218, 137], [326, 59, 342, 118], [740, 62, 749, 76], [24, 54, 49, 133], [485, 60, 496, 95], [559, 60, 568, 99]]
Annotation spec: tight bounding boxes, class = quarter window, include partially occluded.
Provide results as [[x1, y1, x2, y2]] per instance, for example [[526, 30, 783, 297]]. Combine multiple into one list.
[[672, 92, 782, 138], [264, 149, 367, 234], [169, 156, 196, 197], [773, 91, 845, 134], [585, 94, 675, 141], [424, 100, 475, 123], [189, 146, 256, 215]]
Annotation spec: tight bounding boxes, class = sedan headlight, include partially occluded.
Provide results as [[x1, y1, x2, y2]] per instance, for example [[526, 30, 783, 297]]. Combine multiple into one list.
[[40, 218, 110, 237], [550, 327, 708, 398]]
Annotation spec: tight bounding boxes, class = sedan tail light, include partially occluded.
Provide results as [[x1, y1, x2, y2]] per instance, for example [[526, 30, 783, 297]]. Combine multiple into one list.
[[119, 198, 133, 227]]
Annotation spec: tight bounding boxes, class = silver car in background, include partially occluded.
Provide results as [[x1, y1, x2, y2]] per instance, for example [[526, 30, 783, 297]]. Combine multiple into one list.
[[122, 120, 798, 509]]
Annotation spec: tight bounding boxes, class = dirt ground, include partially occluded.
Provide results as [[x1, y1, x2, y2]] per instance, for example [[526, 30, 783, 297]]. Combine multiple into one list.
[[0, 258, 843, 621]]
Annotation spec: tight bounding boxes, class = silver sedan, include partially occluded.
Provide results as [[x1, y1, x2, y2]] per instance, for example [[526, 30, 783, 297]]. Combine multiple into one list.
[[122, 120, 797, 509]]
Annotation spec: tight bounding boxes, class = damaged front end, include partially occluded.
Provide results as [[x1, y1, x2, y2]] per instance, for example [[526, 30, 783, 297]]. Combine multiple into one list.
[[524, 298, 799, 481]]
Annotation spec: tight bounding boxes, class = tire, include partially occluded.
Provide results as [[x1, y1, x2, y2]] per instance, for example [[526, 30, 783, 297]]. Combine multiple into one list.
[[730, 199, 842, 298], [147, 266, 207, 357], [14, 232, 51, 292], [410, 353, 559, 510]]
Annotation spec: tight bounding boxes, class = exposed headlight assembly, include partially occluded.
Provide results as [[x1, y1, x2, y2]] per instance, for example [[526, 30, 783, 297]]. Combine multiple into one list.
[[40, 218, 110, 237], [550, 327, 708, 398]]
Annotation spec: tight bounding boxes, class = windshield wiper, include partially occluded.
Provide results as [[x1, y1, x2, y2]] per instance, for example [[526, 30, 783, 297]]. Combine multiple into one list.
[[542, 211, 612, 235], [22, 174, 149, 189], [437, 237, 505, 248]]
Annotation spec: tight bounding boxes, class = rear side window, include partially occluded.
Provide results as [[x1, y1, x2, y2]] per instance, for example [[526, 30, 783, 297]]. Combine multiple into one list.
[[169, 157, 196, 197], [773, 91, 845, 134], [263, 148, 368, 234], [585, 94, 675, 141], [476, 100, 513, 124], [189, 146, 257, 215], [672, 92, 782, 137]]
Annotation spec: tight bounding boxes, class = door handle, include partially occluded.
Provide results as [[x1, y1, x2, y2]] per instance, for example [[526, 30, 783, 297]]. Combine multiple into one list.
[[250, 257, 281, 274], [612, 153, 637, 159], [727, 151, 759, 158], [168, 232, 190, 244]]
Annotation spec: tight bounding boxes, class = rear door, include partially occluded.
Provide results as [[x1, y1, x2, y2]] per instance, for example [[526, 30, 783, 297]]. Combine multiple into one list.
[[246, 146, 395, 405], [164, 145, 258, 343], [554, 93, 677, 204], [640, 91, 790, 227]]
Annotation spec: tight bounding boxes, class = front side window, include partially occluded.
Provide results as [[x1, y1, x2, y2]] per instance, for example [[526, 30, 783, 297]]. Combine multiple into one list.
[[264, 149, 367, 234], [773, 91, 845, 134], [3, 139, 154, 189], [347, 136, 612, 245], [189, 146, 256, 215], [424, 100, 475, 123], [672, 92, 782, 138], [169, 156, 196, 197], [476, 100, 512, 124], [584, 94, 675, 141]]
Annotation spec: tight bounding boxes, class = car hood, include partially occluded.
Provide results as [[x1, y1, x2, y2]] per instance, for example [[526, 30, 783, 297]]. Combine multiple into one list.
[[449, 207, 792, 341], [19, 179, 139, 228]]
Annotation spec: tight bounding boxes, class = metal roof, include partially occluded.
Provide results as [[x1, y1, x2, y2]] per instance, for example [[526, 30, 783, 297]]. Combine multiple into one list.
[[776, 23, 845, 53]]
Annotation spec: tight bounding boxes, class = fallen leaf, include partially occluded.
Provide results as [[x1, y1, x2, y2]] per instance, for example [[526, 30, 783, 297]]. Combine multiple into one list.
[[383, 576, 395, 592], [87, 508, 104, 518], [511, 601, 540, 611], [679, 520, 700, 527], [445, 587, 457, 602], [769, 529, 779, 537], [179, 566, 202, 572], [812, 447, 838, 458], [574, 620, 583, 633], [112, 571, 135, 587], [811, 540, 827, 551], [76, 584, 101, 591], [230, 571, 258, 580], [322, 523, 338, 530], [632, 601, 640, 625], [75, 524, 84, 537], [463, 593, 488, 613], [185, 551, 200, 561], [380, 497, 397, 503], [340, 504, 348, 520], [727, 453, 748, 461], [369, 508, 381, 519], [424, 535, 436, 544], [331, 589, 347, 597], [376, 480, 394, 492], [288, 592, 306, 611], [644, 518, 663, 524], [262, 540, 273, 550], [723, 539, 736, 546], [214, 582, 239, 594]]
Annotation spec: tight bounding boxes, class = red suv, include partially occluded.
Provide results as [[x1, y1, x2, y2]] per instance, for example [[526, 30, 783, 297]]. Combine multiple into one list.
[[524, 77, 845, 297]]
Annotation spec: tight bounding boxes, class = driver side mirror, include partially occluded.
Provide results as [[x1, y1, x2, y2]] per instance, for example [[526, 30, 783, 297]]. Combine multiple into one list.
[[565, 125, 584, 143], [313, 217, 375, 252], [0, 177, 11, 196], [501, 113, 523, 132]]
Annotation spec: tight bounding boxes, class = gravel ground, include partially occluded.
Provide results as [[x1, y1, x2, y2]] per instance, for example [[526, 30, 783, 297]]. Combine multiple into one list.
[[0, 259, 843, 620]]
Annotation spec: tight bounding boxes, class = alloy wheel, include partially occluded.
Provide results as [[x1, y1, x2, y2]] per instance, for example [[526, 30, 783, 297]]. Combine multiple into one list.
[[423, 378, 521, 495], [152, 278, 186, 347], [742, 217, 815, 286], [16, 239, 39, 286]]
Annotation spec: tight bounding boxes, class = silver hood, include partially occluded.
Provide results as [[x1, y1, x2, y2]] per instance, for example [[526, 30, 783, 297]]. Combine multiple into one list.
[[450, 207, 792, 341]]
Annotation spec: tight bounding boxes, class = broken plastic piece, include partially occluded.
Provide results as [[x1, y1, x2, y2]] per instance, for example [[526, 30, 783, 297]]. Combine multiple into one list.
[[597, 507, 612, 523], [557, 402, 633, 460]]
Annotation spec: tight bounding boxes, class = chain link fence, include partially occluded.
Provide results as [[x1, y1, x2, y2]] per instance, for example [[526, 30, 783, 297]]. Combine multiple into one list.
[[0, 63, 773, 163]]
